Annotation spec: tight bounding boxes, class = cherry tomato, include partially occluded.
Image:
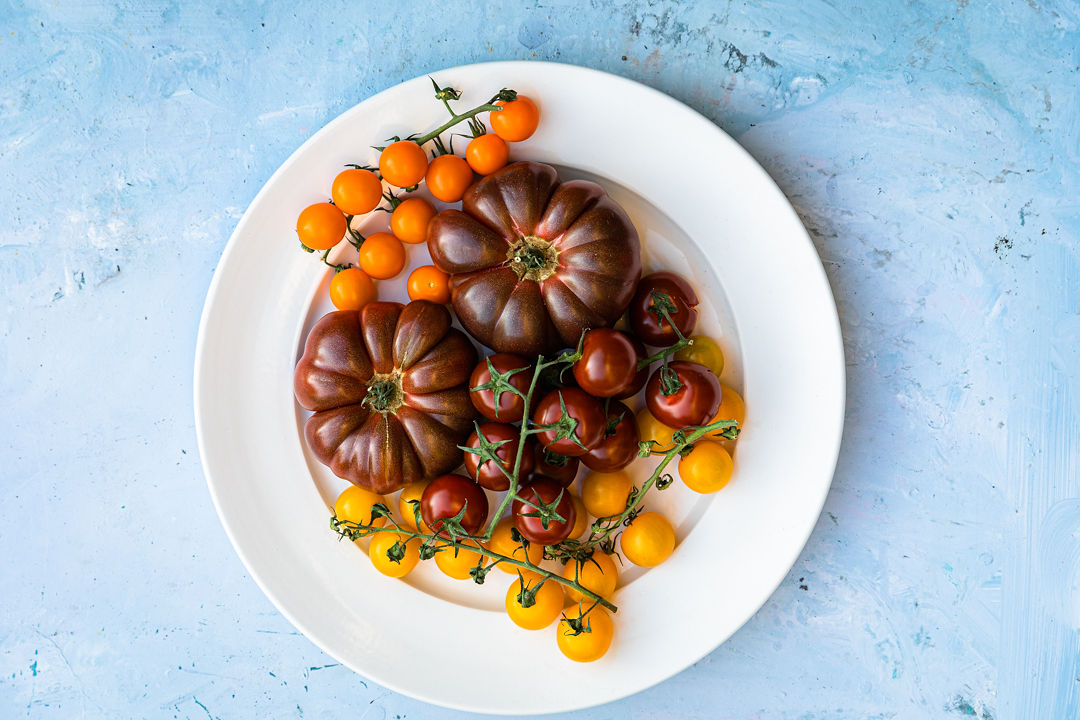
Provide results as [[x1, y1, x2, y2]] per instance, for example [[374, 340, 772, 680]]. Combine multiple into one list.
[[334, 485, 387, 527], [532, 388, 605, 457], [615, 336, 649, 400], [571, 329, 639, 398], [505, 576, 564, 630], [620, 512, 675, 567], [296, 202, 346, 250], [491, 95, 540, 142], [488, 517, 544, 575], [368, 532, 420, 578], [674, 336, 724, 378], [420, 474, 489, 536], [513, 478, 576, 545], [561, 550, 618, 603], [711, 384, 746, 427], [469, 353, 533, 423], [568, 493, 588, 539], [628, 272, 699, 346], [580, 470, 633, 518], [581, 401, 640, 472], [390, 197, 436, 245], [435, 539, 485, 580], [331, 168, 383, 215], [679, 439, 734, 493], [557, 604, 614, 663], [529, 444, 579, 488], [463, 422, 535, 491], [379, 140, 428, 188], [465, 133, 510, 175], [425, 154, 474, 203], [407, 264, 451, 304], [356, 231, 407, 279], [645, 361, 721, 428], [397, 480, 430, 532], [329, 267, 376, 311], [635, 407, 674, 450]]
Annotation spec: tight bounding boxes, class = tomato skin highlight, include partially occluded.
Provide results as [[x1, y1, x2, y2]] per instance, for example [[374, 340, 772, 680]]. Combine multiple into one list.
[[572, 329, 640, 398], [532, 388, 606, 457], [620, 512, 675, 567], [490, 96, 540, 142], [331, 168, 383, 215], [645, 361, 722, 428], [420, 474, 489, 536], [329, 268, 377, 311], [466, 133, 510, 175], [379, 140, 428, 188], [391, 197, 436, 245], [581, 400, 640, 473], [356, 231, 407, 279], [512, 478, 576, 545], [297, 202, 347, 250], [629, 272, 700, 346]]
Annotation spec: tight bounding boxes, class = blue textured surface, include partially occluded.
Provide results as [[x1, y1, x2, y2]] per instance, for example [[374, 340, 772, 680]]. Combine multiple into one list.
[[2, 2, 1078, 718]]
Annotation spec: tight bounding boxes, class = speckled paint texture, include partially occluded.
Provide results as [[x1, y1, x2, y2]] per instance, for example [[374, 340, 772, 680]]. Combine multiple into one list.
[[1, 1, 1078, 718]]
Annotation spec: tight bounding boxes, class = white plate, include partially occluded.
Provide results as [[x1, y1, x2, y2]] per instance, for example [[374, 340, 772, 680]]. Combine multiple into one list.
[[194, 61, 844, 715]]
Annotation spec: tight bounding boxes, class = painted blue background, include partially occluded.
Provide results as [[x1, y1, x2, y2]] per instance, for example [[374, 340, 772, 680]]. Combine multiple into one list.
[[2, 1, 1078, 718]]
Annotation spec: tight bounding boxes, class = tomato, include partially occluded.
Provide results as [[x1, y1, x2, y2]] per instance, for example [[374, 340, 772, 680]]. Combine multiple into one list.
[[556, 604, 613, 663], [407, 264, 451, 304], [390, 197, 436, 245], [488, 517, 544, 574], [635, 407, 674, 450], [628, 272, 699, 346], [356, 231, 407, 279], [329, 268, 377, 311], [620, 512, 675, 567], [368, 532, 421, 577], [506, 576, 564, 630], [435, 539, 485, 580], [712, 384, 746, 427], [465, 133, 510, 175], [513, 478, 576, 545], [580, 470, 633, 518], [532, 388, 605, 457], [469, 353, 533, 423], [425, 154, 475, 203], [679, 439, 733, 493], [529, 444, 579, 488], [581, 400, 640, 473], [615, 336, 649, 400], [674, 336, 724, 378], [420, 474, 489, 536], [379, 140, 428, 188], [463, 422, 535, 491], [397, 480, 430, 532], [571, 329, 639, 398], [568, 493, 588, 539], [490, 95, 540, 142], [334, 485, 387, 527], [561, 550, 618, 603], [331, 168, 383, 215], [296, 202, 347, 250], [645, 361, 721, 428]]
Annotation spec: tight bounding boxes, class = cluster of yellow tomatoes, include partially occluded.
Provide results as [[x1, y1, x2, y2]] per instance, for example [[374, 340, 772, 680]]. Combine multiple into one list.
[[292, 96, 542, 313]]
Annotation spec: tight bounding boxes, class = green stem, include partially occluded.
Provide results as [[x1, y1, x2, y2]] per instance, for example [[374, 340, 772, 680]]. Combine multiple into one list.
[[637, 336, 692, 369], [414, 104, 502, 146]]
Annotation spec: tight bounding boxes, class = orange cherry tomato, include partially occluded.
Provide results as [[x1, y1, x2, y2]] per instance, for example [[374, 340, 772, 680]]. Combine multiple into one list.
[[490, 95, 540, 142], [407, 265, 451, 304], [329, 268, 377, 311], [465, 134, 510, 175], [679, 439, 734, 493], [390, 197, 436, 245], [379, 140, 428, 188], [296, 202, 346, 250], [556, 604, 614, 662], [425, 154, 474, 203], [620, 512, 675, 567], [331, 168, 383, 215], [356, 231, 407, 279], [561, 550, 618, 603]]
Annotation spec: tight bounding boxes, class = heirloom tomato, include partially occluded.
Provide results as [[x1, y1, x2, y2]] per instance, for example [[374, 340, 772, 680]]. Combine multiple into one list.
[[628, 272, 699, 346], [645, 361, 721, 428]]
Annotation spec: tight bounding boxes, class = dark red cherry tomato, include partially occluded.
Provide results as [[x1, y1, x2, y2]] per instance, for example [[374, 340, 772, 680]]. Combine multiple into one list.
[[469, 353, 533, 423], [512, 478, 576, 545], [463, 422, 535, 491], [615, 336, 649, 400], [572, 329, 639, 398], [420, 473, 489, 536], [581, 401, 640, 472], [628, 272, 699, 346], [532, 388, 606, 457], [529, 444, 580, 488], [645, 361, 722, 428]]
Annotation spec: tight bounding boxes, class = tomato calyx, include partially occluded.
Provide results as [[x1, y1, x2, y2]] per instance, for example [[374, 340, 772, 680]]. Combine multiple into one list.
[[459, 422, 514, 479], [506, 235, 560, 282], [362, 372, 405, 414], [514, 572, 548, 609], [385, 539, 408, 564], [514, 486, 569, 530], [657, 362, 684, 396], [560, 601, 601, 637], [535, 391, 588, 453], [470, 356, 530, 414]]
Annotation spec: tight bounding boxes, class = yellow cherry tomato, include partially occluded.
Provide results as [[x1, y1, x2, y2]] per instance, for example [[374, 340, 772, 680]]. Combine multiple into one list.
[[568, 493, 588, 540], [620, 512, 675, 567], [435, 539, 486, 580], [556, 604, 614, 663], [580, 470, 633, 519], [334, 485, 387, 527], [331, 168, 383, 215], [356, 231, 407, 279], [561, 551, 618, 603], [635, 408, 675, 450], [505, 577, 564, 630], [329, 267, 376, 311], [674, 336, 725, 378], [397, 480, 430, 532], [489, 517, 544, 575], [390, 197, 436, 245], [711, 385, 746, 428], [368, 532, 421, 578], [679, 439, 734, 494]]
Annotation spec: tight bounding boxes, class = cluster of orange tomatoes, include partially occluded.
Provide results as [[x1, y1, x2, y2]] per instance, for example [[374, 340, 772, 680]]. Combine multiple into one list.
[[293, 96, 542, 314]]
